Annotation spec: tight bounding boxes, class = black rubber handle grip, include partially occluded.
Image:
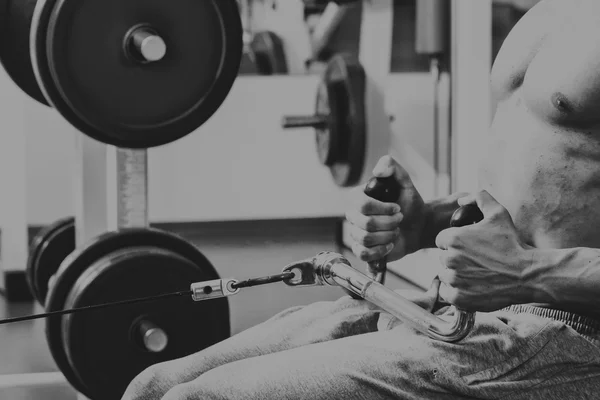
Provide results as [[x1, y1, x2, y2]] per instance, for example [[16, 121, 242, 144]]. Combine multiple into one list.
[[350, 176, 402, 298], [449, 204, 484, 228], [363, 176, 401, 203]]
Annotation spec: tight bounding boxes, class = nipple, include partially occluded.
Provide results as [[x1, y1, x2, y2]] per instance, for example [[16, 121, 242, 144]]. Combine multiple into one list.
[[551, 92, 574, 113]]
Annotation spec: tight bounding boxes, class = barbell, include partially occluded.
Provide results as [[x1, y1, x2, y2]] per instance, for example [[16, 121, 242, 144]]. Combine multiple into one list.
[[0, 0, 243, 148], [282, 52, 366, 187]]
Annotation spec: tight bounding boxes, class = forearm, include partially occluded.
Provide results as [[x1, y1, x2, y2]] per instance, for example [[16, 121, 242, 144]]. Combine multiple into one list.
[[419, 192, 469, 249], [524, 247, 600, 312]]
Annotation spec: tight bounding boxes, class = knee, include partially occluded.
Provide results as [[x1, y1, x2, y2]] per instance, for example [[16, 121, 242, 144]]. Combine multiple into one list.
[[120, 364, 174, 400]]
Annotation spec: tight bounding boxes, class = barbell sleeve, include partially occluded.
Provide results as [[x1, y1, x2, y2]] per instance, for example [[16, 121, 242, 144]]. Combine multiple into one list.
[[281, 115, 329, 129]]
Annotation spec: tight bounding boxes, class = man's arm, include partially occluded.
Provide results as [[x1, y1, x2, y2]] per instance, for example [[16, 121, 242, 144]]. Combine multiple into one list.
[[524, 247, 600, 313], [418, 192, 469, 250]]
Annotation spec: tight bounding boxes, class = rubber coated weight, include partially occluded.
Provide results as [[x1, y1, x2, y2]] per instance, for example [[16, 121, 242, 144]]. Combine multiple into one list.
[[281, 53, 366, 187], [31, 0, 243, 148], [314, 80, 341, 165], [26, 216, 75, 304], [44, 228, 229, 399], [324, 53, 366, 187], [250, 31, 288, 75], [0, 0, 49, 105], [62, 245, 229, 400]]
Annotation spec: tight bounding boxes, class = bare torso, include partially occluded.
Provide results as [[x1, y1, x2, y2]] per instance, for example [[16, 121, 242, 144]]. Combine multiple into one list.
[[482, 0, 600, 250], [481, 0, 600, 318]]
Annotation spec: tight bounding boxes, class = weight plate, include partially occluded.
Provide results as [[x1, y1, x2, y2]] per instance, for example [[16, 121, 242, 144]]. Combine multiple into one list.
[[62, 245, 229, 400], [0, 0, 49, 105], [32, 0, 243, 148], [250, 31, 288, 75], [314, 80, 341, 166], [324, 53, 366, 187], [27, 216, 75, 304], [45, 228, 228, 398]]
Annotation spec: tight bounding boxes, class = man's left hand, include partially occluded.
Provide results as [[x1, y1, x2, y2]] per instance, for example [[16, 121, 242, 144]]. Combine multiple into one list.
[[434, 190, 534, 312]]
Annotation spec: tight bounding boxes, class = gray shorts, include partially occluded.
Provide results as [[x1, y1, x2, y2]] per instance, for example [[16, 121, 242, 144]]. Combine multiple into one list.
[[123, 298, 600, 400]]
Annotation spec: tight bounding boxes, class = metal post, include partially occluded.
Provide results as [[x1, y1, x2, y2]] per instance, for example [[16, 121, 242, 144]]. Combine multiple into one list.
[[0, 80, 29, 301]]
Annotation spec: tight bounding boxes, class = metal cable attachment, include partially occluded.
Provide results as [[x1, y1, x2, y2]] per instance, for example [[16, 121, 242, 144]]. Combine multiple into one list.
[[283, 251, 475, 343]]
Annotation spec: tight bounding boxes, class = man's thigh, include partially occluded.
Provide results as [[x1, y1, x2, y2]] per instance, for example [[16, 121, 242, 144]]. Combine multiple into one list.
[[161, 310, 600, 400]]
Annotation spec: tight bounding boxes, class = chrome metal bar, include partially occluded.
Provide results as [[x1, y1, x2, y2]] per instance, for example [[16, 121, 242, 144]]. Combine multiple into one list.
[[283, 252, 475, 342]]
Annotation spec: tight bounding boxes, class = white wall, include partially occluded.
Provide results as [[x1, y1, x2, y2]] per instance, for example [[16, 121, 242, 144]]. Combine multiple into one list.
[[18, 73, 439, 226]]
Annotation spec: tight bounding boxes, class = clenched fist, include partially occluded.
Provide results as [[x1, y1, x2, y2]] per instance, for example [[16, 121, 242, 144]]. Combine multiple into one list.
[[345, 155, 430, 263]]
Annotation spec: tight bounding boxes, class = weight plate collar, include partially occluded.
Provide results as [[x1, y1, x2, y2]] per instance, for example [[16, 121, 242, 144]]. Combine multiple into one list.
[[44, 228, 229, 399], [31, 0, 243, 148]]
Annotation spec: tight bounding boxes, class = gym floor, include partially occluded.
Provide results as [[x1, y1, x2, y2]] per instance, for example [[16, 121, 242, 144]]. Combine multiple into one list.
[[0, 218, 420, 400]]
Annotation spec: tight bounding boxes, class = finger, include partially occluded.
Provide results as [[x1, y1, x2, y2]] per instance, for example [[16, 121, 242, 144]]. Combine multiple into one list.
[[426, 276, 441, 298], [355, 191, 401, 216], [348, 224, 400, 247], [438, 283, 459, 307], [372, 155, 415, 189], [456, 193, 476, 207], [437, 268, 458, 287], [459, 190, 505, 218], [345, 210, 404, 232], [351, 242, 394, 262], [434, 227, 460, 250]]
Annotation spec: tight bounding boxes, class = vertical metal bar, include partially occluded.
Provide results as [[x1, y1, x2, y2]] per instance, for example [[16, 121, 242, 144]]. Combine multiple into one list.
[[116, 149, 149, 229], [74, 135, 112, 246]]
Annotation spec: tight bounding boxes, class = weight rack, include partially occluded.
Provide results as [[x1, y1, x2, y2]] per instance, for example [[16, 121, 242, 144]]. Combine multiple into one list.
[[0, 1, 493, 399]]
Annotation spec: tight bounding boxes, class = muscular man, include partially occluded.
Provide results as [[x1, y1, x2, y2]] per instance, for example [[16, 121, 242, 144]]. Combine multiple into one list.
[[122, 1, 600, 398]]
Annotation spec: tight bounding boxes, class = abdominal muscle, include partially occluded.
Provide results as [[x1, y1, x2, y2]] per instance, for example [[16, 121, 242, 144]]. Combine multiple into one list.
[[479, 91, 600, 250]]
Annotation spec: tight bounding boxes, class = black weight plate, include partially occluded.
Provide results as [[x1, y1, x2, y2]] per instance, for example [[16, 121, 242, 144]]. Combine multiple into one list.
[[62, 246, 229, 400], [26, 216, 75, 304], [32, 0, 243, 149], [251, 31, 288, 75], [44, 228, 228, 398], [0, 0, 49, 105], [314, 79, 341, 166], [324, 53, 366, 187]]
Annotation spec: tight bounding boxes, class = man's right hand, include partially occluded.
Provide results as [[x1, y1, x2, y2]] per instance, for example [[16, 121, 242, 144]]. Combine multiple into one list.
[[345, 155, 429, 263]]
